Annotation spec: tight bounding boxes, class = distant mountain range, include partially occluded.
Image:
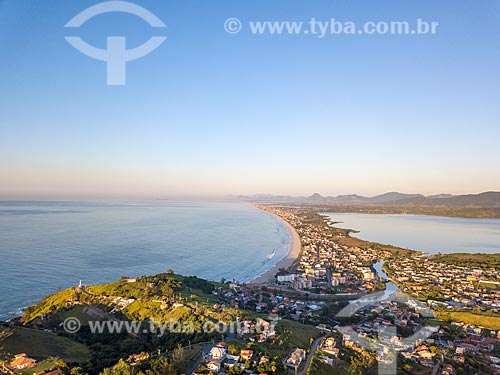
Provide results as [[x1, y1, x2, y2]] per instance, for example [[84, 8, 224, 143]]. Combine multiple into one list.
[[385, 191, 500, 208], [239, 191, 500, 208]]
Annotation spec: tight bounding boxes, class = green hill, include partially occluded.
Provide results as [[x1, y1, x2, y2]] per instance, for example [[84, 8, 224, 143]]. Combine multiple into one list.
[[0, 326, 90, 363]]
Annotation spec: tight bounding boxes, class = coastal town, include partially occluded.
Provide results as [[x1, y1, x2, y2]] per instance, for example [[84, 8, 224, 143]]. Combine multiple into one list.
[[261, 205, 393, 295], [384, 256, 500, 313], [0, 206, 499, 375]]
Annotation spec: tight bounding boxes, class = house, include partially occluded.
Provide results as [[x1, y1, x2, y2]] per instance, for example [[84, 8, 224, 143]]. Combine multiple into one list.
[[209, 346, 227, 361], [240, 349, 253, 361], [207, 360, 221, 372], [10, 354, 37, 370], [481, 338, 495, 352], [321, 337, 338, 356], [277, 274, 296, 282], [361, 269, 374, 280], [128, 352, 150, 365], [256, 318, 271, 330], [285, 348, 306, 367], [259, 356, 270, 364]]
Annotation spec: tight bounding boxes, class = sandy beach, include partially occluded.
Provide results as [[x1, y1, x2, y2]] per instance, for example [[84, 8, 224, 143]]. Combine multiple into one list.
[[247, 208, 302, 285]]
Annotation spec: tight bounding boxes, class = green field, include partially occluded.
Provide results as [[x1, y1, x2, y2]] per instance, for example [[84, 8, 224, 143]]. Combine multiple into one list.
[[436, 311, 500, 330], [0, 326, 90, 363]]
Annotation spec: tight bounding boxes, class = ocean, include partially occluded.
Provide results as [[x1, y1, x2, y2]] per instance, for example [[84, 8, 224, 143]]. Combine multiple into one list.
[[0, 201, 290, 320]]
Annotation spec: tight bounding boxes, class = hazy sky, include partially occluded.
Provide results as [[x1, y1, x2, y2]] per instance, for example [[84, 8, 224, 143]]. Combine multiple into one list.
[[1, 0, 499, 199]]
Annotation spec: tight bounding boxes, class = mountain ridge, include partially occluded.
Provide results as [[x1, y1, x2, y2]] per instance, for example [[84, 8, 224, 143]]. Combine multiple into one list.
[[238, 191, 500, 207]]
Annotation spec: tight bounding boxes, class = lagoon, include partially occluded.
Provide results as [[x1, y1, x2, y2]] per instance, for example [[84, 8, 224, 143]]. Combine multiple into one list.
[[323, 213, 500, 254]]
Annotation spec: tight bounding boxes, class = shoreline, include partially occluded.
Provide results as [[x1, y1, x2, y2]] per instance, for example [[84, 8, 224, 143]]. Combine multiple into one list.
[[247, 208, 302, 285]]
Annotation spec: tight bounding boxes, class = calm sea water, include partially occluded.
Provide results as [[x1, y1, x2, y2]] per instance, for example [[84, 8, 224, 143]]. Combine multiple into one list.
[[324, 213, 500, 254], [0, 201, 290, 320]]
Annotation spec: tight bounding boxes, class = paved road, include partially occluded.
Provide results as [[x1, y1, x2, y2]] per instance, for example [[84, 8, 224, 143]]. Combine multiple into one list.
[[185, 343, 213, 375], [255, 285, 363, 301], [298, 336, 323, 375]]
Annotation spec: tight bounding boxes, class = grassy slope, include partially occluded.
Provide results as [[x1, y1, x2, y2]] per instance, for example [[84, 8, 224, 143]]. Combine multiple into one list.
[[22, 289, 76, 323], [22, 273, 218, 323], [0, 326, 90, 362]]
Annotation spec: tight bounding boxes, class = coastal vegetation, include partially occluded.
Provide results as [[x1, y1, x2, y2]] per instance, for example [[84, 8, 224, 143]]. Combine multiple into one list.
[[315, 204, 500, 219], [431, 253, 500, 269]]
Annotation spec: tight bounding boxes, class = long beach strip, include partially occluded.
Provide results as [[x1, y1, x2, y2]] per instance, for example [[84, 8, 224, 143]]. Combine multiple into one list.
[[248, 207, 302, 285]]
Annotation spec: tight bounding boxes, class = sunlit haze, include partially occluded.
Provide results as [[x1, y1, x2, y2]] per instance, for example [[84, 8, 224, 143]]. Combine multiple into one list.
[[1, 0, 499, 199]]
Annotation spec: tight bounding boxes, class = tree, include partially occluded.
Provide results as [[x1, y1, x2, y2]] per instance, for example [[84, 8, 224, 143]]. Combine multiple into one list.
[[48, 357, 67, 369], [227, 366, 244, 375], [244, 359, 253, 370], [70, 367, 87, 375], [228, 344, 237, 355], [172, 344, 185, 371]]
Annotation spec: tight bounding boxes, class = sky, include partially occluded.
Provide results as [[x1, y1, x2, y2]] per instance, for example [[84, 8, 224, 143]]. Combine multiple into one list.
[[0, 0, 499, 199]]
